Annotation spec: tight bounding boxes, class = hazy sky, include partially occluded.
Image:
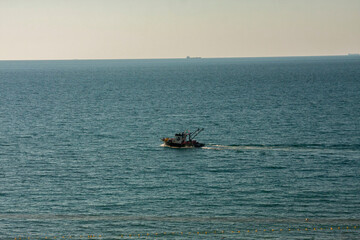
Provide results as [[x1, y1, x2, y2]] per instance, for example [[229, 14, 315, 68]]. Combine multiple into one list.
[[1, 0, 360, 60]]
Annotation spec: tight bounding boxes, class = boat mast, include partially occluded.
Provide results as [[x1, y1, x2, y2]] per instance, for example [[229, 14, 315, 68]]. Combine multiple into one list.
[[188, 128, 204, 141]]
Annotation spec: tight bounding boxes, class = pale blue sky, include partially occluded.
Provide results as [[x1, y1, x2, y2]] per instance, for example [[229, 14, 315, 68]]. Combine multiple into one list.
[[1, 0, 359, 60]]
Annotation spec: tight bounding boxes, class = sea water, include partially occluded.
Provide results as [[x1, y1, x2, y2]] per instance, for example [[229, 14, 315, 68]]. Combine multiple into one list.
[[0, 57, 359, 239]]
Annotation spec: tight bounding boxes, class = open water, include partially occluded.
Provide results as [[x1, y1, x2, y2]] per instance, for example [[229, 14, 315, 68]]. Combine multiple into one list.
[[0, 56, 359, 239]]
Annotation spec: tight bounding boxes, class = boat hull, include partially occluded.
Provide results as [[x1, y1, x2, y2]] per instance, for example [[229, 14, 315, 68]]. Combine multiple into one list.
[[163, 140, 205, 148]]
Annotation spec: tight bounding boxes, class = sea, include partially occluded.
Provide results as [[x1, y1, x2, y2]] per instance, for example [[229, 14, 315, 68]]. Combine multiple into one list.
[[0, 56, 359, 239]]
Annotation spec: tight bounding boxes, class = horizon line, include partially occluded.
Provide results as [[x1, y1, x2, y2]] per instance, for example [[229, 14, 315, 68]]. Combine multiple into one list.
[[0, 54, 356, 62]]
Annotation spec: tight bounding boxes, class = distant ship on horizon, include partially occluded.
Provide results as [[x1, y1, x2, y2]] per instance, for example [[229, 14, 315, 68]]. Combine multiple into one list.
[[347, 53, 360, 56], [186, 56, 202, 59]]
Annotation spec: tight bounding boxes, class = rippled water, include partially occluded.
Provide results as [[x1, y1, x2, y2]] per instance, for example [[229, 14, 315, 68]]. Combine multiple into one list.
[[0, 57, 359, 239]]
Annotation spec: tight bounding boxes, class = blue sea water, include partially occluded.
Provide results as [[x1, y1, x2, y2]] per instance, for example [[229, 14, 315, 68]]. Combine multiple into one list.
[[0, 56, 359, 239]]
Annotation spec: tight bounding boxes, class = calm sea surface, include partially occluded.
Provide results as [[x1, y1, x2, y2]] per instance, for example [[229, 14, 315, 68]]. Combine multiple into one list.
[[0, 57, 359, 239]]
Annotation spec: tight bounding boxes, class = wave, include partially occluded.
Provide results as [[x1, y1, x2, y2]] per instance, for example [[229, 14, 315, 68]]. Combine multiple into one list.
[[202, 144, 360, 152], [0, 214, 359, 225]]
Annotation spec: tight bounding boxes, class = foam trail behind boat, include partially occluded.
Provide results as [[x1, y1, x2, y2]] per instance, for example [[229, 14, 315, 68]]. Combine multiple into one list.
[[203, 144, 360, 153]]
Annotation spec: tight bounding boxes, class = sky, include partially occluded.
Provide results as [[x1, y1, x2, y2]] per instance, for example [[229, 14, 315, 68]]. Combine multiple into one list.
[[0, 0, 360, 60]]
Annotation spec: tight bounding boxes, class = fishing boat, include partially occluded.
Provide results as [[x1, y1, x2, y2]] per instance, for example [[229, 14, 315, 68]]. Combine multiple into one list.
[[162, 128, 205, 148]]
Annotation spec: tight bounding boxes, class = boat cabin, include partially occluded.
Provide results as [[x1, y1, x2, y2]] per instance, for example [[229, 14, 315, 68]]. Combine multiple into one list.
[[172, 132, 188, 144]]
